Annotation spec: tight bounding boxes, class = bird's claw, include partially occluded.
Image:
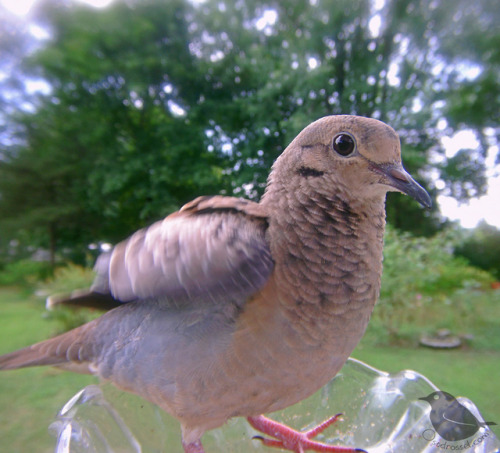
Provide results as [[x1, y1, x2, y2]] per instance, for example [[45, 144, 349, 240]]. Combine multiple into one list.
[[253, 435, 288, 448], [248, 414, 366, 452]]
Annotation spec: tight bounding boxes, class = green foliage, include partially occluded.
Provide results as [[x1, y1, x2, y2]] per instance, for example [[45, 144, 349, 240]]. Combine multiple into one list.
[[454, 221, 500, 280], [373, 226, 495, 344], [0, 105, 90, 266], [0, 0, 499, 259], [37, 263, 95, 296], [0, 259, 52, 288], [37, 263, 99, 334]]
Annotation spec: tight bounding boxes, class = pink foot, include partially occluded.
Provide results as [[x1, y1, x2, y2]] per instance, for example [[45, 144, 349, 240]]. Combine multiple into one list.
[[247, 414, 367, 453], [182, 440, 205, 453]]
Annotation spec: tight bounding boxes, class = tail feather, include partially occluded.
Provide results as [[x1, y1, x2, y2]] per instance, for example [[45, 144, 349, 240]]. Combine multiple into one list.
[[46, 290, 121, 311], [0, 322, 97, 371], [0, 344, 66, 370]]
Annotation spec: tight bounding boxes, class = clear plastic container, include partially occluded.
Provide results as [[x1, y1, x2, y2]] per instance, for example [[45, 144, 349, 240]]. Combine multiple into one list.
[[50, 358, 499, 453]]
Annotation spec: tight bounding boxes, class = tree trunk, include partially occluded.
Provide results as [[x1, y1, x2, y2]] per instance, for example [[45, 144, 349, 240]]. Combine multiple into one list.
[[48, 222, 56, 269]]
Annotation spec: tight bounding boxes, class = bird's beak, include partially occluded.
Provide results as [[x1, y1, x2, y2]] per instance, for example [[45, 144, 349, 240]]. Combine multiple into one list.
[[418, 396, 433, 405], [372, 163, 432, 209]]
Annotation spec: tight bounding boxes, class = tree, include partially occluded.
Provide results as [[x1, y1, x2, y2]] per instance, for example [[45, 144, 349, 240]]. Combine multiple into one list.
[[0, 0, 498, 259], [1, 0, 231, 260], [455, 221, 500, 280], [0, 104, 95, 266], [187, 0, 498, 234]]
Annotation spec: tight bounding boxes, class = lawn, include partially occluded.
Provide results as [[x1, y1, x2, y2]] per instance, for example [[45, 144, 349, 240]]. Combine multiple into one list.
[[0, 286, 498, 452], [0, 287, 96, 452]]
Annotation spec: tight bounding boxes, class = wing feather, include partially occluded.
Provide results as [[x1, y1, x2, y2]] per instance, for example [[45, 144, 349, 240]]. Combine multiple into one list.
[[92, 196, 273, 306]]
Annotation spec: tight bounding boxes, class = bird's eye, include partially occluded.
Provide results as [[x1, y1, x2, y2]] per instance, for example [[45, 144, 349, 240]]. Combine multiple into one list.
[[332, 133, 356, 156]]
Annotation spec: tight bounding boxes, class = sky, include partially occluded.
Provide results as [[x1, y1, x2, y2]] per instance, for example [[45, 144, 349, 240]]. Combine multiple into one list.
[[1, 0, 499, 229], [0, 0, 112, 15], [438, 131, 499, 229]]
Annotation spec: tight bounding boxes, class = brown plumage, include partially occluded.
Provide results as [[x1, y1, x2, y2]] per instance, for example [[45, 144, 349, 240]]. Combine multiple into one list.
[[0, 115, 431, 452]]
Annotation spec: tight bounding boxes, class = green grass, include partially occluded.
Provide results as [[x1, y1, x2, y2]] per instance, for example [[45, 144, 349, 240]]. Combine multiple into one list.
[[0, 288, 96, 452], [352, 343, 500, 424], [0, 286, 499, 452]]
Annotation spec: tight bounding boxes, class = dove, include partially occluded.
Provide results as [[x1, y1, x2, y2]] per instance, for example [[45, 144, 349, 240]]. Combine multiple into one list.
[[0, 115, 431, 453], [419, 391, 497, 442]]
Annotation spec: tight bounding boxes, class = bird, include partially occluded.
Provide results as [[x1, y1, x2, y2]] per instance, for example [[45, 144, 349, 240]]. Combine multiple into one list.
[[0, 115, 431, 453], [419, 391, 497, 442]]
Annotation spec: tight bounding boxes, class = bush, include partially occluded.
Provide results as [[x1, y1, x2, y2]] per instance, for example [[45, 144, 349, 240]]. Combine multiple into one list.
[[372, 226, 495, 345], [37, 263, 99, 334], [37, 263, 96, 297], [454, 221, 500, 280], [0, 259, 52, 288]]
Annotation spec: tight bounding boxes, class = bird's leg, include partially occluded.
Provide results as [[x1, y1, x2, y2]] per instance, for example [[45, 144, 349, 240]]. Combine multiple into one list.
[[247, 414, 366, 453], [182, 440, 205, 453]]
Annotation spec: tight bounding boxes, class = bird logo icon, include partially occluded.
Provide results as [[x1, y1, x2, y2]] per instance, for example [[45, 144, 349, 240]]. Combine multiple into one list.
[[419, 391, 497, 442]]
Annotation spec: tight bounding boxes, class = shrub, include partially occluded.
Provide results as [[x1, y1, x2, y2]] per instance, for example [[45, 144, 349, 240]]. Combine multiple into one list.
[[454, 221, 500, 280], [0, 259, 52, 288], [37, 263, 95, 296], [37, 263, 99, 334], [373, 226, 495, 345]]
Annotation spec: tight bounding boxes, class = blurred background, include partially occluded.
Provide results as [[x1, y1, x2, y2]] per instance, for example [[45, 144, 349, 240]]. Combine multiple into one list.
[[0, 0, 498, 451]]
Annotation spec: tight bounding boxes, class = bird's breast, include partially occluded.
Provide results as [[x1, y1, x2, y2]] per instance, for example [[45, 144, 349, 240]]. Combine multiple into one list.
[[269, 210, 384, 346], [224, 195, 388, 412]]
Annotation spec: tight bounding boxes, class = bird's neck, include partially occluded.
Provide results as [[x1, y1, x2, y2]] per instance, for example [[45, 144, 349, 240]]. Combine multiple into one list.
[[261, 184, 386, 347]]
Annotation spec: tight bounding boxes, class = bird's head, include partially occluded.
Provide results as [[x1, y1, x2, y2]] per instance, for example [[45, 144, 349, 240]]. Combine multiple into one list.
[[419, 391, 456, 407], [266, 115, 431, 210]]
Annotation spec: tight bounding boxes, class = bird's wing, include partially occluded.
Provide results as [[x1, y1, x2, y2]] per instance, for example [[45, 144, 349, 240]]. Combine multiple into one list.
[[91, 196, 273, 306], [443, 403, 478, 427]]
